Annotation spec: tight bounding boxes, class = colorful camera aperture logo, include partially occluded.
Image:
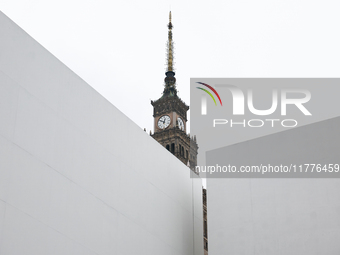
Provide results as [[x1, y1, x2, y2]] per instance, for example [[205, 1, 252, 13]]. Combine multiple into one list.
[[196, 82, 222, 106]]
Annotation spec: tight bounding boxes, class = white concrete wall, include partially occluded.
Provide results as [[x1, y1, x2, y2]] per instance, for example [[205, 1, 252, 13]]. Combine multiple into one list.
[[207, 117, 340, 255], [0, 11, 203, 255]]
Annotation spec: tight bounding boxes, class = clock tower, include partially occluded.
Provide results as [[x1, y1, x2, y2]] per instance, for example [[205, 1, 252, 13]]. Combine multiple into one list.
[[151, 12, 198, 172]]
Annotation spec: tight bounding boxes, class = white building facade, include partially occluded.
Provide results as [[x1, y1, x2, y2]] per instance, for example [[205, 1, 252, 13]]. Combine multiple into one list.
[[0, 11, 203, 255]]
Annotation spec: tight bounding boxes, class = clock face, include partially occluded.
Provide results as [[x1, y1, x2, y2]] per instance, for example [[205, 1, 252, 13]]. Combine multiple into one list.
[[158, 115, 171, 129], [177, 117, 185, 131]]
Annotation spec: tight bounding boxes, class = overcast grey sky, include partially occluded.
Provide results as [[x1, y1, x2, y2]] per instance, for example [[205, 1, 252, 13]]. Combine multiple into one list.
[[2, 0, 340, 133]]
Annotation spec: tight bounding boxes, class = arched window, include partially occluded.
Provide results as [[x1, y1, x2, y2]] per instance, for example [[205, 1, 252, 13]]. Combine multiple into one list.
[[166, 144, 170, 151], [171, 143, 175, 153]]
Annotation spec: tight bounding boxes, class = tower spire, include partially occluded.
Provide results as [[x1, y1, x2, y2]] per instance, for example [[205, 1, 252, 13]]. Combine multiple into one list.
[[167, 11, 173, 72], [163, 11, 177, 98]]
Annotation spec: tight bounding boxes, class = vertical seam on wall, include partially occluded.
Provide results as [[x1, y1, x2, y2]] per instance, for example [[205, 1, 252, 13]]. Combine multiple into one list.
[[192, 178, 195, 255], [0, 201, 7, 255], [250, 179, 255, 254]]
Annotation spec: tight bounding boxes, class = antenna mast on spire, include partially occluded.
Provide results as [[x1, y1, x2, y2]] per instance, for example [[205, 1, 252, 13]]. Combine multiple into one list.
[[163, 11, 177, 97], [167, 11, 173, 72]]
